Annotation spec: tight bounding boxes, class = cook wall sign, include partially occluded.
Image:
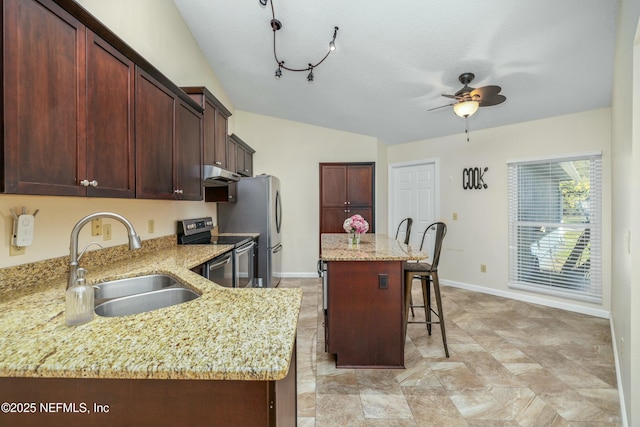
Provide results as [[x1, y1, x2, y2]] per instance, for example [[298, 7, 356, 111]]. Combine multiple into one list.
[[462, 167, 488, 190]]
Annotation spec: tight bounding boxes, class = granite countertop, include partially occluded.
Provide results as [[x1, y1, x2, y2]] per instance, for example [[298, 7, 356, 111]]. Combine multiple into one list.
[[0, 237, 302, 382], [321, 233, 428, 261]]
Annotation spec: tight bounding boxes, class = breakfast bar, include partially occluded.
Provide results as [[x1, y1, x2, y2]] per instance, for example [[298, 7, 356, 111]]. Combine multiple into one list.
[[320, 233, 427, 368]]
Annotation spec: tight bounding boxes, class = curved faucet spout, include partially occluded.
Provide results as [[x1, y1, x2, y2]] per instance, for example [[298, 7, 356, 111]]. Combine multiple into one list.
[[68, 212, 142, 289]]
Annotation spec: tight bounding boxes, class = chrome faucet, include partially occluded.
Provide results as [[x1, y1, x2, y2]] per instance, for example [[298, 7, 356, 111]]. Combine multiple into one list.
[[68, 212, 142, 289]]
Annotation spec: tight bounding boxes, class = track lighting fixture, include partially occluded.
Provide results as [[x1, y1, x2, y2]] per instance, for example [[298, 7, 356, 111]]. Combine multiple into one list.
[[259, 0, 339, 82]]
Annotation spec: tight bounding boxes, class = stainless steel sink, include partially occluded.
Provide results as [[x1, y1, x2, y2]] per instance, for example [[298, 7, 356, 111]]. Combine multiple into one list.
[[95, 287, 200, 317], [94, 274, 182, 300], [94, 274, 200, 317]]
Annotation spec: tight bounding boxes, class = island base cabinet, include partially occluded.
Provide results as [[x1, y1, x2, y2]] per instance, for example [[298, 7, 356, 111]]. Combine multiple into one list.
[[326, 261, 404, 368], [0, 347, 296, 427]]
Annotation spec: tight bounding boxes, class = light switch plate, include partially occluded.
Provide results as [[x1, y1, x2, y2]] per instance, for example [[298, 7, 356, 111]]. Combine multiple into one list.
[[103, 224, 112, 241]]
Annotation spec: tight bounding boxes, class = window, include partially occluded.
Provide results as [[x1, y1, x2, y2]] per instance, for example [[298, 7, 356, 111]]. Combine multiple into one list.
[[508, 152, 602, 303]]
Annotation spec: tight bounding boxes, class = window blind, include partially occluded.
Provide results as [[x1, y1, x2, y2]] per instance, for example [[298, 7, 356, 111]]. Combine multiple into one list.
[[508, 153, 602, 303]]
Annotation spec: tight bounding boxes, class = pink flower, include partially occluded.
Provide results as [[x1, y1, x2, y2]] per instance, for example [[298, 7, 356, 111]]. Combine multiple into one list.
[[343, 214, 369, 234]]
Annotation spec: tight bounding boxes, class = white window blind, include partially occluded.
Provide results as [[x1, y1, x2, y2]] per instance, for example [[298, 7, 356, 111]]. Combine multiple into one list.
[[508, 153, 602, 303]]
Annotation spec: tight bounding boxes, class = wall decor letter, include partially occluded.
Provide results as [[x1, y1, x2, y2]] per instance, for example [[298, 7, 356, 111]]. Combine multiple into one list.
[[462, 167, 488, 190]]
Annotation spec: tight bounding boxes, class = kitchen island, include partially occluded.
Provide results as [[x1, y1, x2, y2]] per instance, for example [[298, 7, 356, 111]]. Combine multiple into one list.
[[0, 236, 302, 427], [320, 233, 427, 368]]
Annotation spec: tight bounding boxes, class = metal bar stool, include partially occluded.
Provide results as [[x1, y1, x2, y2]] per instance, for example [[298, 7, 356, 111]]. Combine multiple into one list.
[[394, 217, 413, 245], [403, 222, 449, 357]]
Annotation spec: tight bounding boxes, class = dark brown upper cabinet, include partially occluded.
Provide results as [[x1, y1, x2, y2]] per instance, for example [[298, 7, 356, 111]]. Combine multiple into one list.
[[182, 87, 231, 170], [135, 70, 202, 201], [2, 0, 202, 200], [319, 163, 375, 234], [230, 134, 255, 177]]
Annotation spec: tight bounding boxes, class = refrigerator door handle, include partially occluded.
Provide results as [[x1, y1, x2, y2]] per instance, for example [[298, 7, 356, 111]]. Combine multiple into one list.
[[273, 243, 283, 253], [275, 190, 282, 234]]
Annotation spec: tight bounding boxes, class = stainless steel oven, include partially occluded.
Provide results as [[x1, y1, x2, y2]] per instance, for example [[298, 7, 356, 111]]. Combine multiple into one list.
[[178, 217, 257, 288], [205, 250, 233, 288], [235, 239, 256, 288]]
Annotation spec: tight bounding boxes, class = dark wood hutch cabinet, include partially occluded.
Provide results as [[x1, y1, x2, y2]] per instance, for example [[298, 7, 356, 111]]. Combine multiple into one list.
[[319, 162, 375, 236]]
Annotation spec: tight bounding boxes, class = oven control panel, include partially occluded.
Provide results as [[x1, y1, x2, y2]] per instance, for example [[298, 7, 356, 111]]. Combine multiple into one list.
[[178, 217, 214, 236]]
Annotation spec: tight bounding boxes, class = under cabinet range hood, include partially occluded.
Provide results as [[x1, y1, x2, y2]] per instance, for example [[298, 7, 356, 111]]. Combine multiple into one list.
[[202, 165, 241, 187]]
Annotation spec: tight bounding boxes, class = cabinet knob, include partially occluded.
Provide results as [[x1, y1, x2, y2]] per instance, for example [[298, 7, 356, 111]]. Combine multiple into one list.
[[344, 201, 347, 205], [80, 179, 98, 187], [174, 189, 184, 194], [215, 161, 222, 166], [347, 201, 351, 205]]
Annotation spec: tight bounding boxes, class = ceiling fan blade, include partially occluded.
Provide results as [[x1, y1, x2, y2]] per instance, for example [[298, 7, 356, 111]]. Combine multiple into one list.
[[478, 94, 506, 107], [471, 85, 502, 100], [428, 103, 454, 111], [441, 94, 459, 100]]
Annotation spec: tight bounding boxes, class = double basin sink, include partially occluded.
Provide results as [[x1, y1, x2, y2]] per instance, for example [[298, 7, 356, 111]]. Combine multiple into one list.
[[94, 274, 200, 317]]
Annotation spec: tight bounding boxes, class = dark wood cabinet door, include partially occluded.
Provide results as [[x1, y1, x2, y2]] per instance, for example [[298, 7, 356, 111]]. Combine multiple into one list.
[[182, 87, 230, 170], [321, 207, 350, 233], [320, 165, 348, 207], [202, 97, 217, 166], [236, 144, 247, 175], [135, 69, 175, 199], [175, 100, 203, 201], [85, 30, 135, 198], [214, 108, 228, 168], [227, 134, 237, 173], [347, 164, 374, 206], [3, 0, 86, 196]]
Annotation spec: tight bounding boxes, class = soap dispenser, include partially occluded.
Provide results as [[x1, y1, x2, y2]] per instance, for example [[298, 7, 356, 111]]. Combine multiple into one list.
[[65, 268, 94, 326]]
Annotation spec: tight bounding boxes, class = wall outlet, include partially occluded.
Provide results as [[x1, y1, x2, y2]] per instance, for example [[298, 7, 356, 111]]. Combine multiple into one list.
[[148, 219, 155, 234], [452, 212, 458, 221], [10, 244, 25, 256], [480, 264, 487, 273], [92, 218, 102, 236], [103, 224, 112, 241]]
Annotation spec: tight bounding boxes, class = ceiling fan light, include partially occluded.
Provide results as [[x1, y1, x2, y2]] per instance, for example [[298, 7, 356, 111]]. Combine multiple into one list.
[[453, 101, 480, 117], [453, 100, 479, 118]]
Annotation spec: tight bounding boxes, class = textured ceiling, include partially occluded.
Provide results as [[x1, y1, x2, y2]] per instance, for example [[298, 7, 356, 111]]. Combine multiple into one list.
[[173, 0, 618, 145]]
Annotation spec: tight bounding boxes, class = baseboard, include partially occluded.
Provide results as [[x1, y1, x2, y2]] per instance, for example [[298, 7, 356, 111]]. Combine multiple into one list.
[[609, 321, 629, 427], [279, 272, 320, 279], [442, 279, 610, 319]]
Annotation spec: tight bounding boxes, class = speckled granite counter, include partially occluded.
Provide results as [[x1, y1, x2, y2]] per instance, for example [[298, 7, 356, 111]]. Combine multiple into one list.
[[0, 237, 302, 382], [321, 233, 427, 261]]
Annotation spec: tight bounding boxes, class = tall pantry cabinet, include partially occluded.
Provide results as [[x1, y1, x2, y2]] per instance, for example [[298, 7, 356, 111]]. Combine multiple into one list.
[[319, 162, 375, 236]]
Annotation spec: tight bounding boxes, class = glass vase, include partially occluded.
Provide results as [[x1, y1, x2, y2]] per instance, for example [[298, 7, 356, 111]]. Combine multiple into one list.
[[349, 232, 361, 245]]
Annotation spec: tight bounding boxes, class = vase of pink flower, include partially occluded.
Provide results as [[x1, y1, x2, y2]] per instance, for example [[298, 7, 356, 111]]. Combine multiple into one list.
[[343, 214, 369, 245]]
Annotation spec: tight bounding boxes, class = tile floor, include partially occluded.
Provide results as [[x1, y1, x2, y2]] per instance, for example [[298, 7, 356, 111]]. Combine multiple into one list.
[[280, 278, 622, 427]]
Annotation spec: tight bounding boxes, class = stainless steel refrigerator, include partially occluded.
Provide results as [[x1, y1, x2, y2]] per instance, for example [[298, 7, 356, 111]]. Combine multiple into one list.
[[217, 175, 282, 287]]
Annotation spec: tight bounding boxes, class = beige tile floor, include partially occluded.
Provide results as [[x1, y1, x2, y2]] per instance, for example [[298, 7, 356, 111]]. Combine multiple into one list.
[[280, 278, 621, 427]]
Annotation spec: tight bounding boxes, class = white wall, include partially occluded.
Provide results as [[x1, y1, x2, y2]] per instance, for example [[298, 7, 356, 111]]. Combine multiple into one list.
[[387, 109, 612, 315], [1, 0, 231, 268], [233, 111, 379, 275], [611, 0, 640, 423]]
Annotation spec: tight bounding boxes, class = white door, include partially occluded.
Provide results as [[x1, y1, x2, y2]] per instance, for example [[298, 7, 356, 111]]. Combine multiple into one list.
[[389, 160, 438, 248]]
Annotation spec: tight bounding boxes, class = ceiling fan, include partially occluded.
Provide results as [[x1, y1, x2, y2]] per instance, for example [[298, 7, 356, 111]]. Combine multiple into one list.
[[430, 72, 506, 141]]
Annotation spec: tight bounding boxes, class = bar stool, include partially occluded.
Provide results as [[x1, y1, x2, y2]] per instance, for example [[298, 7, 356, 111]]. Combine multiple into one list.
[[403, 222, 449, 357], [394, 217, 413, 245]]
